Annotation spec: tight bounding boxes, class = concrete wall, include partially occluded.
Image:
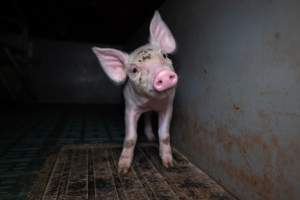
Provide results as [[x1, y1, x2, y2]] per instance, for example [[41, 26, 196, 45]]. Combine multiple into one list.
[[128, 0, 300, 199], [29, 39, 123, 104]]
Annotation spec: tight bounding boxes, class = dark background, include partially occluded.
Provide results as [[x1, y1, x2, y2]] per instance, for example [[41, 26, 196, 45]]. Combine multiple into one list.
[[0, 0, 165, 104], [1, 0, 165, 44]]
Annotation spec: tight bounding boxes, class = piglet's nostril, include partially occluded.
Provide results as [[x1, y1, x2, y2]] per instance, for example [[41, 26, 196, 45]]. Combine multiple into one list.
[[153, 70, 178, 92]]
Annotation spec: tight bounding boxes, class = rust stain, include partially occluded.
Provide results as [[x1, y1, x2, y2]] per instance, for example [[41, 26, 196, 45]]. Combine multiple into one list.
[[215, 127, 274, 199], [217, 127, 295, 200], [172, 107, 216, 168], [172, 108, 297, 200], [219, 159, 274, 199], [232, 104, 241, 112]]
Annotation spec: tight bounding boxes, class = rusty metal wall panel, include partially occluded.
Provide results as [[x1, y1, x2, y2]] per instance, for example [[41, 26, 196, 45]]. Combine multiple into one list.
[[125, 0, 300, 199]]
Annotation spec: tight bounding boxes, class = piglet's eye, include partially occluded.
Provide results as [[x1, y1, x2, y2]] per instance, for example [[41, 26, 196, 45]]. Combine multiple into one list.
[[163, 54, 167, 59], [132, 67, 138, 73], [130, 64, 139, 73]]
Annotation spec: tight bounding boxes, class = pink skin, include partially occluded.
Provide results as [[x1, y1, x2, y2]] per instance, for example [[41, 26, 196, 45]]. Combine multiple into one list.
[[153, 70, 178, 92], [92, 11, 177, 174]]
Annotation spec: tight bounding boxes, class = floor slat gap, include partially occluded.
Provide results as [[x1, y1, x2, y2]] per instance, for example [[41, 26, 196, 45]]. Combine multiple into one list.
[[28, 144, 235, 200]]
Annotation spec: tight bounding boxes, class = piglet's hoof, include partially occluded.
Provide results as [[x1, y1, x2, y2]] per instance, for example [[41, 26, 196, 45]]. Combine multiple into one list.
[[162, 155, 174, 168], [118, 159, 131, 174]]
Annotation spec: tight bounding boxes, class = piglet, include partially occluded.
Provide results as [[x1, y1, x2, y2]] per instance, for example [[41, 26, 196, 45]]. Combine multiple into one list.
[[92, 11, 178, 174]]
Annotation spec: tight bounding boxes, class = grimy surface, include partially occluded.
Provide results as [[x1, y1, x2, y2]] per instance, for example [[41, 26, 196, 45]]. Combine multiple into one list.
[[28, 144, 235, 200], [0, 105, 235, 200]]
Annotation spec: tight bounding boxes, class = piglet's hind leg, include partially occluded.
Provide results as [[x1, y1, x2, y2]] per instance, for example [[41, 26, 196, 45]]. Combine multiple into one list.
[[144, 112, 156, 142]]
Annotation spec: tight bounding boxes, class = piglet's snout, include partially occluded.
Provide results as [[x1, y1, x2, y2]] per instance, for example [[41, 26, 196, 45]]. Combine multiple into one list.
[[153, 70, 178, 92]]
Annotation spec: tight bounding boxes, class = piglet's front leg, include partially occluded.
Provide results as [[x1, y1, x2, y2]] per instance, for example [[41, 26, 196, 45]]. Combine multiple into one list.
[[158, 104, 174, 168], [118, 108, 140, 174]]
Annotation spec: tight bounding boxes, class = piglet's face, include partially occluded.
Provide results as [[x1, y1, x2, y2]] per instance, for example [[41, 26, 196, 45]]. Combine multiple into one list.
[[127, 45, 177, 98], [92, 11, 177, 98]]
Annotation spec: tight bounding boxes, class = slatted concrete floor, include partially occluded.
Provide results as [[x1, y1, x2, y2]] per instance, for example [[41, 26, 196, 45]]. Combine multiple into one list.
[[28, 144, 235, 200], [0, 105, 125, 200], [0, 105, 235, 200]]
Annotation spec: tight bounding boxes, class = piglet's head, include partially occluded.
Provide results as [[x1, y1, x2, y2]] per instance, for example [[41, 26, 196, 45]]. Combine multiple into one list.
[[92, 11, 178, 98]]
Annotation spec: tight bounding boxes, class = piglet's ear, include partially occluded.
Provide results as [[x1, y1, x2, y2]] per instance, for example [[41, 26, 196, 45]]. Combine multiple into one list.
[[149, 11, 176, 54], [92, 47, 128, 85]]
